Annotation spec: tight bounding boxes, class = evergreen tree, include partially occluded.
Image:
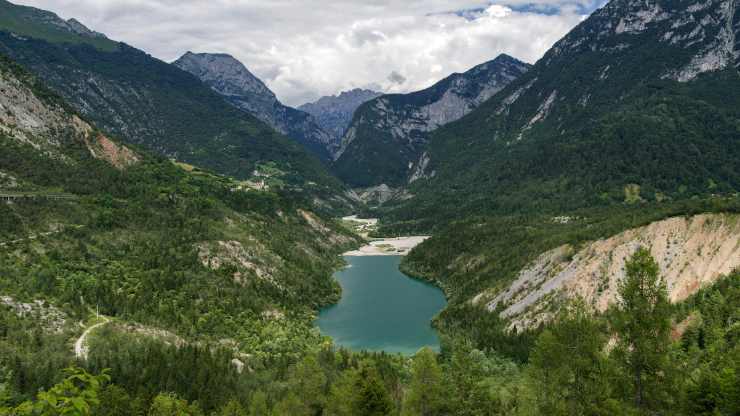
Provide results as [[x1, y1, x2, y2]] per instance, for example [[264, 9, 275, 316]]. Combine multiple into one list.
[[247, 391, 268, 416], [271, 393, 305, 416], [148, 393, 203, 416], [401, 348, 445, 416], [353, 363, 394, 416], [527, 302, 617, 415], [324, 369, 358, 416], [446, 341, 489, 416], [215, 400, 247, 416], [6, 367, 109, 416], [612, 248, 674, 413], [287, 354, 326, 414]]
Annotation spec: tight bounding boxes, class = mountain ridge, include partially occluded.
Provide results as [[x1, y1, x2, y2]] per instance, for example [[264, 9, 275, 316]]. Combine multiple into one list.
[[298, 88, 383, 145], [0, 2, 354, 211], [173, 51, 336, 160], [332, 54, 531, 188]]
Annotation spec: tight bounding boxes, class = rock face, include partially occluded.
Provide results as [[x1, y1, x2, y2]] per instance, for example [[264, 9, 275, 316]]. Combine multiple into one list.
[[474, 214, 740, 330], [332, 54, 530, 188], [298, 88, 382, 145], [174, 52, 334, 160], [0, 56, 138, 169], [392, 0, 740, 221], [0, 4, 342, 194]]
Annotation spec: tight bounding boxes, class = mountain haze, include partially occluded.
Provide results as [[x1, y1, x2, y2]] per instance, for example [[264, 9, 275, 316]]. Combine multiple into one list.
[[298, 88, 383, 145]]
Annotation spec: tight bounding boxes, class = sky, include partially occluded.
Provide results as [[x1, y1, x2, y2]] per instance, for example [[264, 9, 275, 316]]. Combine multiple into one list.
[[15, 0, 605, 106]]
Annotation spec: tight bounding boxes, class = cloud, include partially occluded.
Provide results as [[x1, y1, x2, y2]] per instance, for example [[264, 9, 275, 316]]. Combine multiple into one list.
[[387, 71, 407, 85], [13, 0, 599, 106]]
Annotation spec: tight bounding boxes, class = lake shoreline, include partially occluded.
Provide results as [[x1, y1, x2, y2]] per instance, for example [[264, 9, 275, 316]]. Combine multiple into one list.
[[343, 236, 430, 256]]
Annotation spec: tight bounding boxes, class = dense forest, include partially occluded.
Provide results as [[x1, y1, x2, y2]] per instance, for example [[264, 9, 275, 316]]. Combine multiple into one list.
[[1, 0, 739, 414], [2, 251, 738, 415]]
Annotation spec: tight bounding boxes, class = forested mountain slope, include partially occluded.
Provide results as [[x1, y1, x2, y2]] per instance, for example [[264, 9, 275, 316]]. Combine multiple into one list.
[[0, 1, 352, 211], [0, 51, 360, 331], [174, 52, 336, 160], [391, 0, 740, 224], [0, 52, 369, 411], [332, 54, 530, 188], [382, 0, 740, 359]]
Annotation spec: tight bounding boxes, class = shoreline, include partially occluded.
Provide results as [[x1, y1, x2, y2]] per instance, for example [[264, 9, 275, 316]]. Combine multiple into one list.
[[343, 236, 430, 256]]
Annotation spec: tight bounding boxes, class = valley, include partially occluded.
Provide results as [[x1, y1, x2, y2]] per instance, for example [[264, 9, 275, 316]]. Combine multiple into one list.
[[0, 0, 739, 414]]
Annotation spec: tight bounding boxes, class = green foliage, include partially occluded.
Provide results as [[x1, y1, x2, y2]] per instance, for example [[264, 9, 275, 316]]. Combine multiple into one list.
[[333, 55, 530, 188], [148, 393, 203, 416], [0, 1, 117, 51], [611, 248, 675, 412], [526, 303, 617, 415], [4, 367, 109, 416], [247, 392, 268, 416], [0, 38, 349, 210], [675, 271, 740, 415], [352, 363, 394, 416], [401, 348, 445, 416]]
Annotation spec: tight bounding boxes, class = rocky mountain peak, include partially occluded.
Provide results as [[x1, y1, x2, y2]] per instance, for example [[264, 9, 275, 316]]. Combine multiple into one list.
[[65, 18, 107, 39], [544, 0, 739, 81], [174, 52, 277, 102], [331, 53, 531, 188], [298, 88, 383, 143], [0, 0, 110, 42], [173, 51, 335, 159]]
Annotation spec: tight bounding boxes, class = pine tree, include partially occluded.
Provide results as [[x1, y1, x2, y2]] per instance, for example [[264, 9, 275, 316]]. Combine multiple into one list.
[[401, 348, 445, 416], [612, 247, 674, 413], [216, 400, 247, 416], [248, 391, 268, 416], [353, 363, 394, 416], [527, 302, 617, 415]]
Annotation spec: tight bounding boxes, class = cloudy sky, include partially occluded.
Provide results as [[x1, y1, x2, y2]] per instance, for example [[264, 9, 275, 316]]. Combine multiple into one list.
[[16, 0, 605, 106]]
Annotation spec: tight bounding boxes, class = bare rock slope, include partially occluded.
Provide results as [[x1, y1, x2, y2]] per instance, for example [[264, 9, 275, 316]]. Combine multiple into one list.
[[474, 214, 740, 329]]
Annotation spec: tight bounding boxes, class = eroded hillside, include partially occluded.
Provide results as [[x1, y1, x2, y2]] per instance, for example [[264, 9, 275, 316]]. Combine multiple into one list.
[[474, 214, 740, 329]]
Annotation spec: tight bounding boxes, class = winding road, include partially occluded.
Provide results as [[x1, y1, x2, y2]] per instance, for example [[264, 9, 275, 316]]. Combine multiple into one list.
[[74, 316, 110, 360]]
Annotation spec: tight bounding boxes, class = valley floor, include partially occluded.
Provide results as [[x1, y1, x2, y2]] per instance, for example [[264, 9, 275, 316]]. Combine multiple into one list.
[[344, 236, 430, 256]]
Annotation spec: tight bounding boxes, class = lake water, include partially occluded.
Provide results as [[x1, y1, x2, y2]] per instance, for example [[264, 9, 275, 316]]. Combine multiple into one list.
[[316, 256, 446, 354]]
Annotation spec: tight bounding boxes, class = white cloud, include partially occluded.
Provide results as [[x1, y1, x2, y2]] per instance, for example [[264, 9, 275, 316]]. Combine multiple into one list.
[[13, 0, 595, 106]]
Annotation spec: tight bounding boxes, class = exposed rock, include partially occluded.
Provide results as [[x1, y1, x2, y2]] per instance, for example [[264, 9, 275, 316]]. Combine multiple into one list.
[[0, 170, 18, 188], [86, 133, 140, 169], [298, 209, 356, 246], [474, 214, 740, 330], [298, 88, 382, 146], [353, 184, 409, 206], [197, 240, 282, 289], [173, 52, 334, 158], [1, 296, 67, 333], [333, 54, 530, 187], [0, 63, 139, 168]]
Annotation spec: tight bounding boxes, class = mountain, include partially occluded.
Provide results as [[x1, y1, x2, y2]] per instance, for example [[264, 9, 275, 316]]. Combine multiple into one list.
[[0, 50, 361, 403], [332, 54, 531, 188], [0, 1, 351, 210], [0, 0, 115, 50], [298, 88, 382, 145], [385, 0, 740, 353], [173, 52, 334, 160], [396, 0, 740, 223]]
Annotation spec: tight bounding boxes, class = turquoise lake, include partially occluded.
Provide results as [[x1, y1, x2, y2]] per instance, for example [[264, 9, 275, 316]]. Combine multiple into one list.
[[316, 256, 447, 354]]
